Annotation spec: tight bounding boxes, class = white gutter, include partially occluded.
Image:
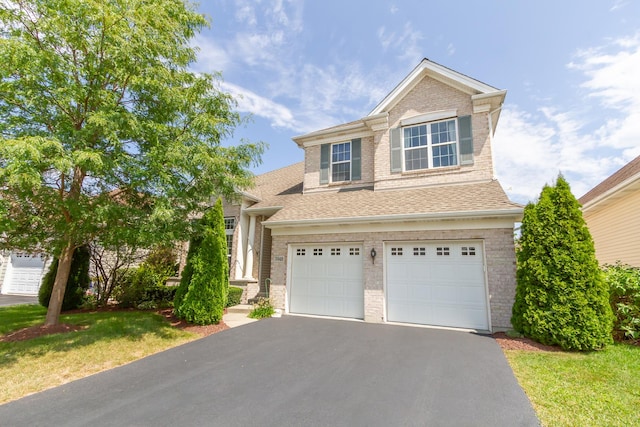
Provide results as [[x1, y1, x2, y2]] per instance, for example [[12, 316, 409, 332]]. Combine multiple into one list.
[[264, 207, 523, 228]]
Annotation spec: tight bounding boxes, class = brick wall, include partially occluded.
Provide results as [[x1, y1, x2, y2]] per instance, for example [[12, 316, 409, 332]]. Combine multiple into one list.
[[269, 226, 517, 331]]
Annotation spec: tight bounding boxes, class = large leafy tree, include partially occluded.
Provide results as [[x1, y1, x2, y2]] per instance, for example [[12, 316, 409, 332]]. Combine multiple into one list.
[[512, 175, 613, 350], [0, 0, 263, 325], [174, 198, 228, 325]]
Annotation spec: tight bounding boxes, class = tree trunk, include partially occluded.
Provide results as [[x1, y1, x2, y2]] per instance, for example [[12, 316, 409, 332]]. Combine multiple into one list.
[[44, 242, 75, 326]]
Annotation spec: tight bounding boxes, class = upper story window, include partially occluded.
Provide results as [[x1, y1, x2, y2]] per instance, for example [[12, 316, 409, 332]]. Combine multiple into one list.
[[403, 119, 458, 171], [331, 142, 351, 182], [390, 115, 473, 173], [319, 138, 361, 185]]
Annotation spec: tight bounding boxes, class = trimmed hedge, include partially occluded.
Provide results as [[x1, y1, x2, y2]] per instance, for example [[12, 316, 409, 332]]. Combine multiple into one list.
[[604, 263, 640, 341], [226, 286, 243, 307]]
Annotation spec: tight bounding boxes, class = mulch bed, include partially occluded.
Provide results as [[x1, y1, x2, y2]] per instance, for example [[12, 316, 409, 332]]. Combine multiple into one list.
[[493, 332, 562, 352], [1, 307, 228, 343]]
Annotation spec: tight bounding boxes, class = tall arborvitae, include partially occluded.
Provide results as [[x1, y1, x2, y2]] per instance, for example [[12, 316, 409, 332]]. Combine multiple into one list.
[[512, 175, 613, 350], [39, 245, 91, 311], [174, 199, 229, 324]]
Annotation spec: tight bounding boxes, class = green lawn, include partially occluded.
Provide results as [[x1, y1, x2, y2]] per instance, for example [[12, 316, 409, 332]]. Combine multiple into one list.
[[505, 344, 640, 427], [0, 305, 198, 404]]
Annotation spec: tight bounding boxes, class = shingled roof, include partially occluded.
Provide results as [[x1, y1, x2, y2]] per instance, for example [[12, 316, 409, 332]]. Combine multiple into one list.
[[579, 155, 640, 206], [260, 179, 521, 226]]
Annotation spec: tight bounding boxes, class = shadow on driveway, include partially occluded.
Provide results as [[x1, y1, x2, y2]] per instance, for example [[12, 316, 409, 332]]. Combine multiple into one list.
[[0, 316, 540, 427], [0, 295, 39, 307]]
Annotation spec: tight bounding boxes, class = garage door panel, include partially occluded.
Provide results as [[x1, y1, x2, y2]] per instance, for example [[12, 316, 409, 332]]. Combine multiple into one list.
[[290, 244, 364, 319], [386, 241, 489, 330]]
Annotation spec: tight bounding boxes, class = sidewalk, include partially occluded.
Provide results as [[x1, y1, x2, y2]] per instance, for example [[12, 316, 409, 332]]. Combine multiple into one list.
[[223, 304, 259, 328]]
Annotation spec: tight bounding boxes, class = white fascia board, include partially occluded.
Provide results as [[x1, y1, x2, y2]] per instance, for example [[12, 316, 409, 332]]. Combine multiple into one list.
[[581, 174, 640, 212], [369, 59, 502, 116], [295, 129, 374, 148], [269, 216, 520, 236], [237, 191, 260, 203], [243, 205, 283, 216], [265, 208, 523, 229]]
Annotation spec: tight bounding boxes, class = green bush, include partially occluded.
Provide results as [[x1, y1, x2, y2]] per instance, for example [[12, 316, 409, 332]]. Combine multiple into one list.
[[39, 245, 91, 311], [114, 245, 178, 308], [248, 297, 275, 319], [603, 263, 640, 341], [226, 286, 243, 307], [511, 175, 613, 350], [114, 265, 177, 308], [174, 199, 229, 325]]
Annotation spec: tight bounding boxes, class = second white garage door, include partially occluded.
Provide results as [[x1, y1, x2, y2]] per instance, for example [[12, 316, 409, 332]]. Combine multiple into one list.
[[289, 243, 364, 319], [2, 253, 46, 295], [386, 241, 489, 330]]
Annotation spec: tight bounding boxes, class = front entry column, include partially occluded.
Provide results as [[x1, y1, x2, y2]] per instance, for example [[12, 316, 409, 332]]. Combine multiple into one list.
[[243, 214, 257, 279]]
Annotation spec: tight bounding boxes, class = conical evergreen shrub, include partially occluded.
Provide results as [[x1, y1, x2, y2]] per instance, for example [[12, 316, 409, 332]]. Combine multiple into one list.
[[512, 175, 613, 350], [38, 245, 91, 311], [174, 199, 229, 324]]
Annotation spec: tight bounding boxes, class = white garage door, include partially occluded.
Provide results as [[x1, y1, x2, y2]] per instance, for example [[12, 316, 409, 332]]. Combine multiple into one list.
[[386, 241, 489, 330], [289, 243, 364, 319], [2, 253, 46, 295]]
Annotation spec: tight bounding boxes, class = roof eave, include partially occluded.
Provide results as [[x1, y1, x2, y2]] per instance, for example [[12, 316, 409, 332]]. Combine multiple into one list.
[[264, 208, 523, 229]]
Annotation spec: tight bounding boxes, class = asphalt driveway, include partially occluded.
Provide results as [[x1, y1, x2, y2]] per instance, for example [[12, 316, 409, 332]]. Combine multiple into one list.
[[0, 316, 539, 426]]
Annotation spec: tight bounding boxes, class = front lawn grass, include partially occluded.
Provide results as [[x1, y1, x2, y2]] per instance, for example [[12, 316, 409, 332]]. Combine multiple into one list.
[[0, 305, 198, 404], [505, 344, 640, 426]]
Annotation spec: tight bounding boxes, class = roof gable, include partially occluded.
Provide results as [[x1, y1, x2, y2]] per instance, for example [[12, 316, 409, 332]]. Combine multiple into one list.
[[369, 58, 506, 116], [579, 155, 640, 208]]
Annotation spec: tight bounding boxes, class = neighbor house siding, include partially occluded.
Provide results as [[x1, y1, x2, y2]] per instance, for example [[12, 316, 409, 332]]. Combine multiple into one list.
[[583, 191, 640, 267], [269, 226, 516, 331], [374, 76, 494, 190]]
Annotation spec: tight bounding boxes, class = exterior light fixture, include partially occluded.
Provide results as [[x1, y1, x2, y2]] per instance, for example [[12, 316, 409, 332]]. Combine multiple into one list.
[[370, 247, 377, 263]]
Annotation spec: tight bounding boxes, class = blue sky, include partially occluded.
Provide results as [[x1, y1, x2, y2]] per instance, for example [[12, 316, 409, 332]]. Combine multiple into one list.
[[192, 0, 640, 204]]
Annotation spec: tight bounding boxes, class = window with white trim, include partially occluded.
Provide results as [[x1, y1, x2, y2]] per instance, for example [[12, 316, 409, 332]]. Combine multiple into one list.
[[403, 118, 458, 171], [331, 142, 351, 182], [224, 217, 235, 268]]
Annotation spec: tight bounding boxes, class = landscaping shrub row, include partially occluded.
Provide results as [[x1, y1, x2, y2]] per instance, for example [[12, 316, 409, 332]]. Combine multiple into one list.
[[603, 263, 640, 342]]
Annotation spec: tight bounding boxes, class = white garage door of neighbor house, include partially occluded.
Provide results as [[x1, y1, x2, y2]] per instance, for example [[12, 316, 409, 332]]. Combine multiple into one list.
[[386, 241, 489, 330], [2, 253, 46, 295], [289, 244, 364, 319]]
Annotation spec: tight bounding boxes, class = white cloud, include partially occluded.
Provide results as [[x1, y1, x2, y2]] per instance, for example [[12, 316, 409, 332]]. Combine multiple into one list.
[[377, 22, 423, 63], [495, 32, 640, 203], [191, 34, 231, 74], [221, 82, 297, 130]]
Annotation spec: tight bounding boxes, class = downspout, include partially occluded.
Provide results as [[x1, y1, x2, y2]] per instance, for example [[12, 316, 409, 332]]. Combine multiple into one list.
[[487, 105, 503, 180]]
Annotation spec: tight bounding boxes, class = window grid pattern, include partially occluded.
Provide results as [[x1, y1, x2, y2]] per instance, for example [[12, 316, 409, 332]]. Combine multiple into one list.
[[331, 248, 341, 256], [436, 247, 450, 256], [313, 248, 323, 256], [391, 247, 403, 256], [403, 119, 458, 171], [331, 142, 351, 182], [349, 248, 360, 256], [461, 246, 476, 256], [413, 247, 426, 256], [224, 218, 236, 230], [296, 248, 306, 256]]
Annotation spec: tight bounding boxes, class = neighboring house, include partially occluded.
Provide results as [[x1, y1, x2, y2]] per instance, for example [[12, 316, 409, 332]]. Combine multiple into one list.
[[0, 251, 50, 295], [225, 58, 523, 332], [579, 155, 640, 267]]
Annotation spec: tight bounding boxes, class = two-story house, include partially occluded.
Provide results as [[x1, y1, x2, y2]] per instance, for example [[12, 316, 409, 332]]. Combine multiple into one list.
[[224, 59, 522, 332]]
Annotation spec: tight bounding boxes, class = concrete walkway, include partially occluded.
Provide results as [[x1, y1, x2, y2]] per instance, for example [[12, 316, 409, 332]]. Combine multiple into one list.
[[223, 304, 259, 328]]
